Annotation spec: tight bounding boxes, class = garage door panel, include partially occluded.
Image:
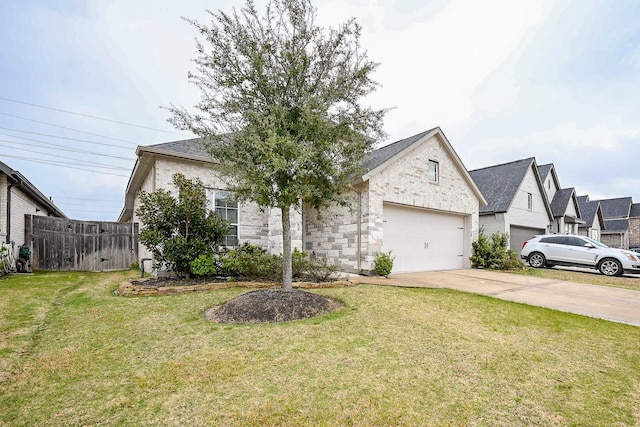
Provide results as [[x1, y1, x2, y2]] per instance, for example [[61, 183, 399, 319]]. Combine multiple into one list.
[[510, 226, 545, 252], [383, 204, 465, 272]]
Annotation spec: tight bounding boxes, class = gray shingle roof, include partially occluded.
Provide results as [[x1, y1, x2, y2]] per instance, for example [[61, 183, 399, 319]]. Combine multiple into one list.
[[630, 203, 640, 218], [577, 195, 589, 204], [362, 128, 437, 172], [602, 219, 629, 233], [469, 158, 536, 214], [537, 164, 553, 182], [550, 188, 575, 218], [578, 200, 600, 228], [146, 137, 211, 159], [597, 197, 633, 219], [142, 129, 440, 174]]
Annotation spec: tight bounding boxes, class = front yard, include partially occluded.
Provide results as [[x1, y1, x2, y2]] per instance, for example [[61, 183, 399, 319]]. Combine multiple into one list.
[[1, 271, 639, 426]]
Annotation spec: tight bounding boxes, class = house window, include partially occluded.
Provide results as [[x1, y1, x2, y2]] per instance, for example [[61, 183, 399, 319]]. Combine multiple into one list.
[[208, 189, 239, 246], [591, 229, 599, 241], [527, 193, 533, 210], [427, 160, 439, 183]]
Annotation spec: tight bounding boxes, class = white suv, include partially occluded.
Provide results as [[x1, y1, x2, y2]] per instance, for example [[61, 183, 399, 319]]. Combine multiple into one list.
[[520, 234, 640, 277]]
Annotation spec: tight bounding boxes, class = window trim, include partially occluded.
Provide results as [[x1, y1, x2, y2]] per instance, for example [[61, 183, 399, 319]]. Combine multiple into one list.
[[427, 159, 439, 183], [527, 192, 533, 210], [207, 189, 239, 246]]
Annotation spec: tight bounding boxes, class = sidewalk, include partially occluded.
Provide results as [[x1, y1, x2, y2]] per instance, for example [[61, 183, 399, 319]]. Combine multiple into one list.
[[350, 269, 640, 327]]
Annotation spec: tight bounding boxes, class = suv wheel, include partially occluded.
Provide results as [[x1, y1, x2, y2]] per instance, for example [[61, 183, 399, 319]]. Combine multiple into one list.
[[598, 258, 623, 277], [527, 252, 546, 268]]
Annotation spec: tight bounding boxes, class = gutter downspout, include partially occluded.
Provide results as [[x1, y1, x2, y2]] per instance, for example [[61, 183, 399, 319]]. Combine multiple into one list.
[[357, 187, 362, 272], [6, 183, 15, 244]]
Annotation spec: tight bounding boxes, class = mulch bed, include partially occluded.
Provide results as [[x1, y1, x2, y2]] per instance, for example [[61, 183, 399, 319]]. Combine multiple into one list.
[[203, 289, 344, 324]]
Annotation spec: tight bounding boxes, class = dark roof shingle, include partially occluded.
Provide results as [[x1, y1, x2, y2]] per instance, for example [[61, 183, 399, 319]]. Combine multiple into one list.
[[550, 188, 575, 218], [469, 158, 535, 214], [597, 197, 633, 219]]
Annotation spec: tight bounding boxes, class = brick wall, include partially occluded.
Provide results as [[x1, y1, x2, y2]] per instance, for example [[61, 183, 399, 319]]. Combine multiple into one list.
[[629, 218, 640, 248]]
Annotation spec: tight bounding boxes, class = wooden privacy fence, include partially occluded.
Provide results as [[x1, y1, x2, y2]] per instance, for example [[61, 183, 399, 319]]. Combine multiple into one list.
[[25, 215, 138, 272]]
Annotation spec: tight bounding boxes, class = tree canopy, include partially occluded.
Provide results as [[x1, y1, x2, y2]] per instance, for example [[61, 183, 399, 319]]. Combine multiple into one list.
[[168, 0, 387, 290]]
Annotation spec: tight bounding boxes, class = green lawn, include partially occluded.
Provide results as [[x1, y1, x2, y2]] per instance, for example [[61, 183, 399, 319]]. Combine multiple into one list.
[[1, 271, 639, 426]]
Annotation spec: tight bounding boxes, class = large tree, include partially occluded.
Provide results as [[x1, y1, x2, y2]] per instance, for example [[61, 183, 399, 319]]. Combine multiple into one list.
[[168, 0, 387, 291]]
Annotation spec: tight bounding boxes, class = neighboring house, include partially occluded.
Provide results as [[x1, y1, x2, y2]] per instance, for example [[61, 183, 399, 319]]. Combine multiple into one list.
[[469, 158, 553, 251], [537, 164, 584, 235], [577, 195, 605, 241], [0, 160, 66, 254], [119, 127, 487, 273], [548, 187, 584, 234], [630, 203, 640, 248], [596, 197, 633, 249]]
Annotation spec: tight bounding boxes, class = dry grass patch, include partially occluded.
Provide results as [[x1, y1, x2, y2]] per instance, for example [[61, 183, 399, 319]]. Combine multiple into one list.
[[0, 271, 639, 426]]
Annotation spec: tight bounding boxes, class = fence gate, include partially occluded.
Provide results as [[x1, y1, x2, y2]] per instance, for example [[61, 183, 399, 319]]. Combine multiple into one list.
[[25, 215, 139, 272]]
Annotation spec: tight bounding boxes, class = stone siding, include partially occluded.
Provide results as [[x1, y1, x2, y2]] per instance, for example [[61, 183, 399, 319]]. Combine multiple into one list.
[[132, 158, 271, 268], [304, 134, 482, 273], [303, 186, 365, 272]]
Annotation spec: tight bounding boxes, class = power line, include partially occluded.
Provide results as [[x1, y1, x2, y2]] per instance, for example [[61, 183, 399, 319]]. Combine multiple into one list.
[[0, 126, 134, 149], [0, 111, 138, 144], [0, 96, 192, 137], [0, 143, 129, 170], [0, 154, 130, 177], [0, 137, 134, 161]]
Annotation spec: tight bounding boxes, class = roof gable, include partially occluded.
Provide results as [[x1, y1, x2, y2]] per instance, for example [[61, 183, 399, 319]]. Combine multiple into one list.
[[597, 197, 633, 219], [470, 157, 549, 215], [361, 127, 487, 205], [578, 200, 603, 228], [550, 187, 581, 219]]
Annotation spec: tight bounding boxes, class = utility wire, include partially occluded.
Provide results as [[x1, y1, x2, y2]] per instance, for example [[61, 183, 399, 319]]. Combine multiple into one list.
[[0, 137, 134, 161], [0, 126, 133, 149], [0, 96, 192, 137], [0, 154, 130, 177], [0, 143, 129, 170], [0, 111, 138, 144]]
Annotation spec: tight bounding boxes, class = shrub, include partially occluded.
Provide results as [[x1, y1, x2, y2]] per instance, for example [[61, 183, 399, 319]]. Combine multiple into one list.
[[190, 254, 218, 277], [135, 173, 230, 277], [219, 243, 281, 279], [471, 229, 524, 270], [373, 251, 395, 276], [305, 257, 340, 282]]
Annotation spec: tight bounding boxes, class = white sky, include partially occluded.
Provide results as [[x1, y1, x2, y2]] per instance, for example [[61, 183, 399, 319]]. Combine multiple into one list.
[[1, 0, 639, 220]]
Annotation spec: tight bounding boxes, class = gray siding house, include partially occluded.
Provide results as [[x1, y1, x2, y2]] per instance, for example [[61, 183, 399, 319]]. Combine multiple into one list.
[[577, 195, 605, 241], [120, 127, 487, 274], [469, 158, 553, 251]]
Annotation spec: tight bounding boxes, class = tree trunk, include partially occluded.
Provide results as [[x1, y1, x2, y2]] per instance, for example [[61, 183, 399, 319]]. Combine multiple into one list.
[[281, 204, 293, 292]]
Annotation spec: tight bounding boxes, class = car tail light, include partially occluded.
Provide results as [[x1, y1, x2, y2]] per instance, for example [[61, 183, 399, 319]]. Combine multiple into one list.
[[522, 241, 528, 250]]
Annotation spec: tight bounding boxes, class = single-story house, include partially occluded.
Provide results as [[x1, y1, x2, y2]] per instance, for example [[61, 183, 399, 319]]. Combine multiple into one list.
[[469, 157, 553, 251], [0, 160, 66, 254], [119, 127, 487, 273]]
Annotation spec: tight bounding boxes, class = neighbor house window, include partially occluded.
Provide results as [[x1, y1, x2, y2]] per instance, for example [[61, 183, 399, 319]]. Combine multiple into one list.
[[427, 160, 439, 183], [527, 193, 533, 210], [591, 229, 599, 241], [208, 189, 238, 246]]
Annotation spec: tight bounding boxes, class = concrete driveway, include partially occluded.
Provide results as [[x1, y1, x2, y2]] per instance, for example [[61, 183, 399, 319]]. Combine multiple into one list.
[[351, 269, 640, 327]]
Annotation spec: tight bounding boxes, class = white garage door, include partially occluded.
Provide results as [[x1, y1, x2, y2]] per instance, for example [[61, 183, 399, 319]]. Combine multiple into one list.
[[383, 204, 466, 272]]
